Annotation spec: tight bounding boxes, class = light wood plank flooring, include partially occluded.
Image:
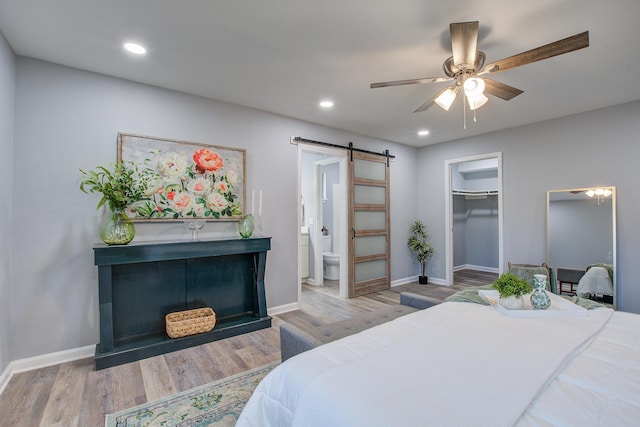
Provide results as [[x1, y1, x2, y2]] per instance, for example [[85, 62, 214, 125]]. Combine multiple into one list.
[[0, 269, 495, 427]]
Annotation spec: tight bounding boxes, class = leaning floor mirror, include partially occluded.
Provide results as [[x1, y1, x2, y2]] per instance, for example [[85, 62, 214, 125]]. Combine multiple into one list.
[[547, 187, 616, 308]]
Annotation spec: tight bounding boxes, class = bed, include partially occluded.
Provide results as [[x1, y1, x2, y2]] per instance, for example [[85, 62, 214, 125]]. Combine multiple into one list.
[[237, 296, 640, 426]]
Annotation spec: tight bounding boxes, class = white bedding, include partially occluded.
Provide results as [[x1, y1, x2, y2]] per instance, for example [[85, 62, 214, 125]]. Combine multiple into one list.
[[238, 302, 640, 426]]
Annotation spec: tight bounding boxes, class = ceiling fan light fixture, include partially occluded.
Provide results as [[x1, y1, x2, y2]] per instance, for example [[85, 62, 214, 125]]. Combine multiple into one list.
[[467, 93, 488, 110], [463, 77, 485, 98], [434, 87, 459, 111]]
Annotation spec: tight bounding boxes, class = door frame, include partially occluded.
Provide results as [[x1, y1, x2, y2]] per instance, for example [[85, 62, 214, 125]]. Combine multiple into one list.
[[444, 152, 504, 285], [297, 143, 348, 303]]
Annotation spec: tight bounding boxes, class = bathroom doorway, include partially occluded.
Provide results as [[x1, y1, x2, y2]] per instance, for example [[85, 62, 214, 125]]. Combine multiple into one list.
[[298, 144, 348, 301]]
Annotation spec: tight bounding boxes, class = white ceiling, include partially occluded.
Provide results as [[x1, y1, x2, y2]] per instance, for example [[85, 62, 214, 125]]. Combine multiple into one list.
[[0, 0, 638, 147]]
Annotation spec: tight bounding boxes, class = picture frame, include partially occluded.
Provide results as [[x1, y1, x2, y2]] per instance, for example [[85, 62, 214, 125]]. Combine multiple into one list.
[[117, 133, 246, 222]]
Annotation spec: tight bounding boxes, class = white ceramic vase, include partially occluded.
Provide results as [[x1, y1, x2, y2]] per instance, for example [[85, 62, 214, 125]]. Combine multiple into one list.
[[499, 295, 524, 310]]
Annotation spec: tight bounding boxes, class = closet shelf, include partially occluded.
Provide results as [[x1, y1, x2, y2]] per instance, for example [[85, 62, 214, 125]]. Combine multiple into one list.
[[452, 189, 499, 196]]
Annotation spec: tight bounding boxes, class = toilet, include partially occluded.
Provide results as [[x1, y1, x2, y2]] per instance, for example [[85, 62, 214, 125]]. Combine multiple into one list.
[[322, 235, 340, 281]]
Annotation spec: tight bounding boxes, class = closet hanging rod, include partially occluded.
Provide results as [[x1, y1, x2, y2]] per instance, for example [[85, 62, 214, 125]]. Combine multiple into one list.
[[291, 136, 395, 162], [452, 189, 499, 196]]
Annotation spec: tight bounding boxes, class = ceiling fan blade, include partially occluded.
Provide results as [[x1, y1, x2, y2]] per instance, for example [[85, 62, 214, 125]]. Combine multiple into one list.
[[413, 85, 455, 113], [450, 21, 479, 68], [483, 79, 524, 100], [482, 31, 589, 74], [370, 76, 452, 89]]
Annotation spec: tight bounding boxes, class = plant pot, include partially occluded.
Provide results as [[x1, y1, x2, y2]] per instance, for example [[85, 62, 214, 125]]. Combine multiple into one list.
[[499, 295, 524, 310], [418, 276, 428, 285], [100, 208, 135, 245]]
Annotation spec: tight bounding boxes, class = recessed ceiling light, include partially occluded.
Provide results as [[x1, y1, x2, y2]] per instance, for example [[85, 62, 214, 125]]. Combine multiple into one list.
[[124, 42, 146, 55], [319, 100, 334, 108], [418, 130, 430, 136]]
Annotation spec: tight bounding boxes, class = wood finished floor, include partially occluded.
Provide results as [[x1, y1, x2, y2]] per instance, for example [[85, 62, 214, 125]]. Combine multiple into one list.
[[0, 269, 495, 427]]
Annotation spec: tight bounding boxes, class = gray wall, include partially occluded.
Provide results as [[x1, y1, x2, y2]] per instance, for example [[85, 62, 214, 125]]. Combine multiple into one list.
[[0, 30, 15, 374], [418, 100, 640, 314], [10, 57, 419, 360]]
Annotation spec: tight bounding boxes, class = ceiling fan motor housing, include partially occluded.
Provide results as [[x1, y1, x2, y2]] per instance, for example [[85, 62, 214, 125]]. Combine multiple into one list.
[[443, 51, 486, 78]]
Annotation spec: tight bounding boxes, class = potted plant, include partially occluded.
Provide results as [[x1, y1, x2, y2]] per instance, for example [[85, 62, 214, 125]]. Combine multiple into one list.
[[407, 220, 434, 285], [492, 273, 532, 310], [79, 161, 151, 245]]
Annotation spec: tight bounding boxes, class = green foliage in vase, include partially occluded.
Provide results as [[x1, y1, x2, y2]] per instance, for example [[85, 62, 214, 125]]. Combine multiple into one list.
[[493, 273, 532, 298], [407, 220, 434, 277], [79, 162, 154, 211]]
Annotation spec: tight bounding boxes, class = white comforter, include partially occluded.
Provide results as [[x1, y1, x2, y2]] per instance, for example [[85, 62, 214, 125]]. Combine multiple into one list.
[[238, 302, 640, 426]]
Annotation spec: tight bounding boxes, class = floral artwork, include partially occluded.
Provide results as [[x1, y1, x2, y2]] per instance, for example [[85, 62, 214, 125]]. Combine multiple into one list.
[[117, 133, 246, 221]]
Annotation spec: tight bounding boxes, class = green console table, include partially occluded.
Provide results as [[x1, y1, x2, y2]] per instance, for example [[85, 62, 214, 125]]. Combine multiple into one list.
[[93, 237, 271, 370]]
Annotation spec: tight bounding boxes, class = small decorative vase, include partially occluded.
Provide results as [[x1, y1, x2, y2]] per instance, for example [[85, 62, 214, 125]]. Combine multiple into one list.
[[100, 208, 135, 245], [499, 295, 524, 310], [237, 214, 254, 238], [530, 274, 551, 310]]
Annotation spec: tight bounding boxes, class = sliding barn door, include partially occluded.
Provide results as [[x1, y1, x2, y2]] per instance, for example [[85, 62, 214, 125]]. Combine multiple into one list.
[[348, 151, 390, 297]]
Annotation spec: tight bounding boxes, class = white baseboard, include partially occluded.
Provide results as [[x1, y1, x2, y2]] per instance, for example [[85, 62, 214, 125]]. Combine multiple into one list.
[[391, 275, 448, 287], [268, 302, 299, 316], [11, 345, 95, 374], [0, 344, 95, 397], [0, 362, 12, 397], [428, 277, 448, 286], [391, 276, 418, 286], [454, 264, 499, 274]]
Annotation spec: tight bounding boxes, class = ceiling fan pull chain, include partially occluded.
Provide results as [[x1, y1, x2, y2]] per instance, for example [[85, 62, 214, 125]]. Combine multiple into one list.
[[463, 91, 467, 130]]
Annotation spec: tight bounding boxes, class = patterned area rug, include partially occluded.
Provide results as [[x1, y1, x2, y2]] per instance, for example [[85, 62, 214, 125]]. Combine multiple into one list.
[[105, 362, 278, 427]]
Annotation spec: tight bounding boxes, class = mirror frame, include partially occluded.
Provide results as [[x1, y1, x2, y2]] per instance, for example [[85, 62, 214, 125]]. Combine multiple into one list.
[[546, 186, 616, 308]]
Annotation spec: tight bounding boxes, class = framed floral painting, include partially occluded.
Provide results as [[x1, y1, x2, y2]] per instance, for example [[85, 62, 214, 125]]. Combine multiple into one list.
[[117, 133, 246, 221]]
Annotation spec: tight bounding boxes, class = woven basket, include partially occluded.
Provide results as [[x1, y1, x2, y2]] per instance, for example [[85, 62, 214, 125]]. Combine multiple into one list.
[[165, 307, 216, 339]]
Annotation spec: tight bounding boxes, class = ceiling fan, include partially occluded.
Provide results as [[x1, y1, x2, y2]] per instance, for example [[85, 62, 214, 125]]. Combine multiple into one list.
[[370, 21, 589, 116]]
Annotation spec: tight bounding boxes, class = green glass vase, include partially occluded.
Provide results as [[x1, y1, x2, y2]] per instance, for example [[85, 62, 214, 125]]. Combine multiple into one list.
[[100, 208, 135, 245], [237, 214, 254, 238]]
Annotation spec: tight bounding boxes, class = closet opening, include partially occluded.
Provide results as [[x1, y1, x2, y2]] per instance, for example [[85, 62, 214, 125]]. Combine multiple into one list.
[[444, 153, 503, 286]]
